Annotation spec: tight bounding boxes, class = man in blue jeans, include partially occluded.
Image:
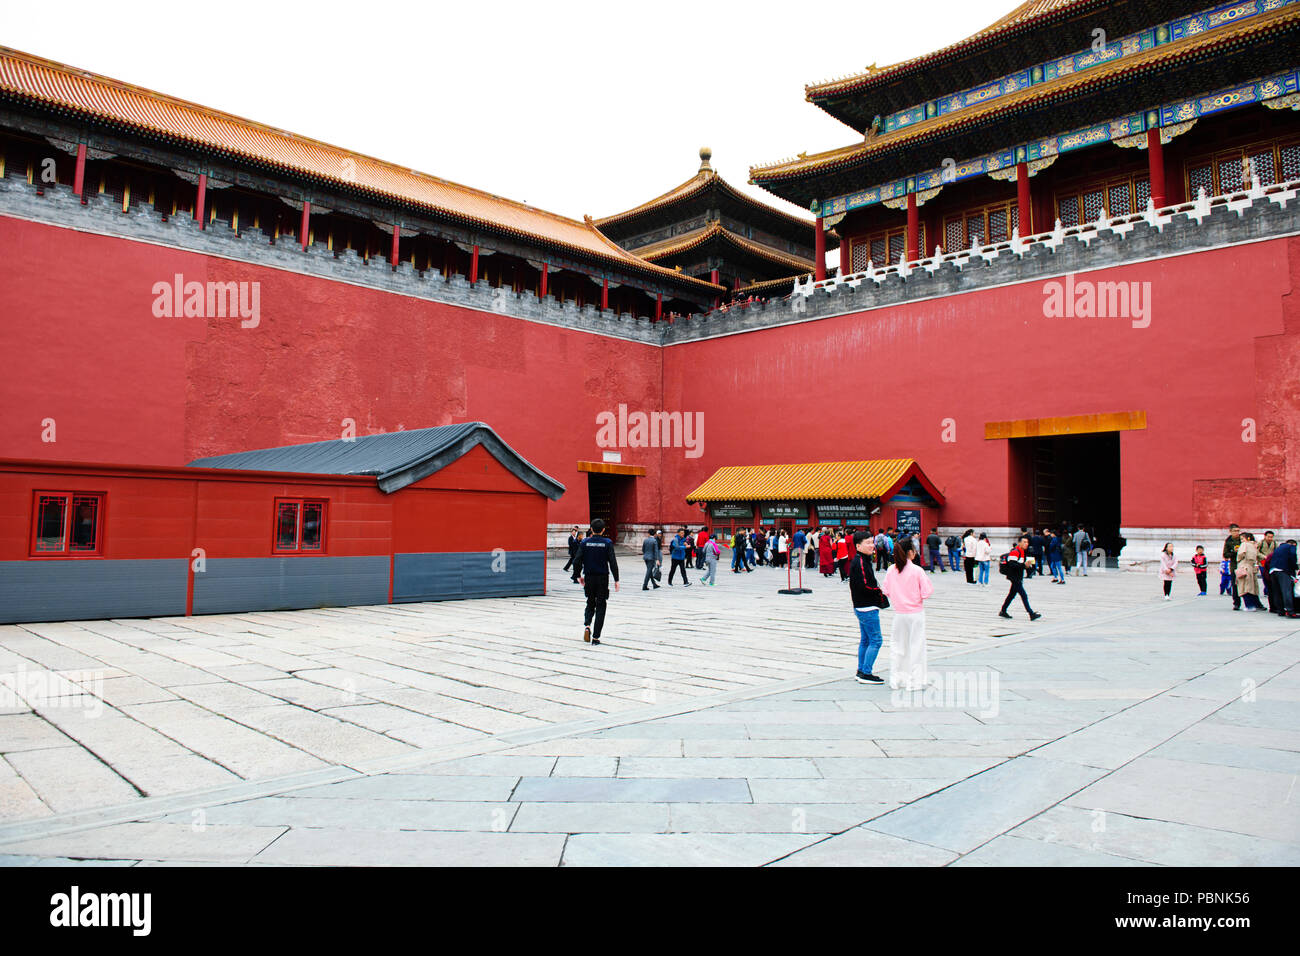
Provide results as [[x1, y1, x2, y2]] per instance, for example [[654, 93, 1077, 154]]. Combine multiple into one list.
[[848, 531, 888, 683]]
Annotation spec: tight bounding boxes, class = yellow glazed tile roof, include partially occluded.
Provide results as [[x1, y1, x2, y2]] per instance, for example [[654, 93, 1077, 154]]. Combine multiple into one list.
[[0, 45, 720, 293], [634, 221, 816, 272], [806, 0, 1090, 100], [595, 166, 814, 233], [686, 459, 927, 502], [754, 5, 1299, 182]]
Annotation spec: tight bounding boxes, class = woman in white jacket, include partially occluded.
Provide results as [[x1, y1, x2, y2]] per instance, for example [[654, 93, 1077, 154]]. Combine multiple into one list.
[[975, 533, 993, 587]]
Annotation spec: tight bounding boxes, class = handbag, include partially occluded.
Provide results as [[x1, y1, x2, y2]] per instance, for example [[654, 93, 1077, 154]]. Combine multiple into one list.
[[651, 564, 661, 581]]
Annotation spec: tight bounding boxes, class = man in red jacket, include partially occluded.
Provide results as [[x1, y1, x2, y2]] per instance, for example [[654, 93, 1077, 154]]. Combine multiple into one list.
[[695, 526, 711, 569], [999, 535, 1042, 621]]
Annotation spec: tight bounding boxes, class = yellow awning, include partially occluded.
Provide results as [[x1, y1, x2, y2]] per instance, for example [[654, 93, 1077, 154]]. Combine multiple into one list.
[[686, 459, 942, 504]]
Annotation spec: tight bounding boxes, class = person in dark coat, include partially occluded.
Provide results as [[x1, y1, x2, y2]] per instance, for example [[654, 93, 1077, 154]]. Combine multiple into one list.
[[563, 526, 582, 582], [641, 530, 661, 590], [848, 531, 888, 683], [576, 518, 619, 646], [1265, 538, 1298, 618]]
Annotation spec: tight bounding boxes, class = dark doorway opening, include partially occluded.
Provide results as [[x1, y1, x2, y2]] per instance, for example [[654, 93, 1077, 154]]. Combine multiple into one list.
[[1011, 432, 1124, 560], [586, 473, 637, 543]]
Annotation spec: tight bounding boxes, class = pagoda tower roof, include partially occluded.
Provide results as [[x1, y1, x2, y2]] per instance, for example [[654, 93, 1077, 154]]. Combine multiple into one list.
[[752, 3, 1300, 207], [804, 0, 1214, 132], [0, 45, 720, 298], [633, 220, 815, 274], [596, 148, 817, 247]]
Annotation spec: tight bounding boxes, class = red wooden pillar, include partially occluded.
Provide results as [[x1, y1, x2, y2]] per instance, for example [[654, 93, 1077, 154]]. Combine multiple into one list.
[[539, 263, 548, 299], [905, 193, 919, 262], [710, 268, 721, 310], [300, 200, 311, 251], [814, 217, 826, 280], [470, 245, 479, 283], [1016, 162, 1032, 236], [195, 173, 207, 229], [73, 143, 87, 202], [390, 224, 400, 268], [1146, 128, 1166, 208], [654, 293, 663, 322], [600, 278, 609, 311]]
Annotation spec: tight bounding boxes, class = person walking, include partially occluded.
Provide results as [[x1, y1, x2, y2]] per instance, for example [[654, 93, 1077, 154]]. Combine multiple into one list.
[[668, 527, 692, 587], [1072, 525, 1091, 576], [962, 529, 978, 584], [1027, 529, 1046, 578], [563, 526, 583, 583], [999, 534, 1042, 621], [695, 526, 710, 569], [1264, 537, 1298, 618], [576, 518, 619, 646], [1223, 523, 1243, 610], [1235, 533, 1263, 610], [881, 538, 934, 691], [1259, 531, 1278, 612], [700, 532, 721, 586], [1047, 530, 1066, 584], [1191, 545, 1208, 596], [731, 527, 747, 573], [848, 531, 889, 684], [975, 532, 993, 586], [835, 530, 850, 581], [641, 529, 661, 591], [1159, 542, 1177, 600], [746, 529, 756, 571]]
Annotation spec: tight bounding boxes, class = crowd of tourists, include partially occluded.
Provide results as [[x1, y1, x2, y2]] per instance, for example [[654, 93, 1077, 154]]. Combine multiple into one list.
[[563, 519, 1298, 665]]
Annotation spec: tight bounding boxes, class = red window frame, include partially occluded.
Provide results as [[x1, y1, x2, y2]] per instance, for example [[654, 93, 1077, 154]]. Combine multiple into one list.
[[29, 491, 107, 557], [271, 497, 328, 555]]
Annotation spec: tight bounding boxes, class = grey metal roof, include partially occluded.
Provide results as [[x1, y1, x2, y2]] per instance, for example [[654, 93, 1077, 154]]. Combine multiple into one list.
[[188, 422, 565, 499]]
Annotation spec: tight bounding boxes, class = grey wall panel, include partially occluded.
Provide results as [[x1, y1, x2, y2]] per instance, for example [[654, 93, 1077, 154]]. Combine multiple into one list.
[[394, 551, 544, 602], [0, 560, 188, 624], [191, 556, 390, 614]]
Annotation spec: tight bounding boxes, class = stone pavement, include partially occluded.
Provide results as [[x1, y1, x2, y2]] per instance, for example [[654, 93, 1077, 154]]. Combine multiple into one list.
[[0, 555, 1296, 866]]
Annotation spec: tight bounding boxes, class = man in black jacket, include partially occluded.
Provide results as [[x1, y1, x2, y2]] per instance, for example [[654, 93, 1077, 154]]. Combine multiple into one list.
[[848, 531, 888, 683], [1265, 538, 1298, 618], [999, 535, 1042, 621], [577, 518, 620, 646], [563, 526, 582, 583]]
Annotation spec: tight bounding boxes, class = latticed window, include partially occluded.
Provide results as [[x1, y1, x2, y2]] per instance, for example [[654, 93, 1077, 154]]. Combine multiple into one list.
[[273, 498, 327, 554], [1108, 183, 1132, 217], [1082, 189, 1106, 222], [988, 208, 1008, 243], [1187, 163, 1213, 197], [870, 237, 886, 266], [1009, 205, 1019, 236], [945, 219, 963, 252], [964, 214, 983, 247], [1058, 195, 1079, 227], [1218, 157, 1243, 193], [850, 240, 870, 272], [888, 233, 904, 264], [1249, 149, 1276, 187], [1282, 144, 1300, 182], [30, 492, 104, 556], [1135, 178, 1151, 208]]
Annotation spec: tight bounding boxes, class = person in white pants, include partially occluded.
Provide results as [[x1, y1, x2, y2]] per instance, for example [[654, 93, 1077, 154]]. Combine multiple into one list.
[[881, 538, 935, 691]]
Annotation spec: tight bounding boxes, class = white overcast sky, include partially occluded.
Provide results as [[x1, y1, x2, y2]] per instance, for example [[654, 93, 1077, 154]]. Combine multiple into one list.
[[7, 0, 1009, 226]]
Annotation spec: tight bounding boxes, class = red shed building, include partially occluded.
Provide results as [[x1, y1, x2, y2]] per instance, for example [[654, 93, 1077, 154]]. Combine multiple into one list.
[[0, 423, 563, 624]]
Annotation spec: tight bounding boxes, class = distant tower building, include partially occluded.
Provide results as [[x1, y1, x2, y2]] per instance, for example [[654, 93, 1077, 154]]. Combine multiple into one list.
[[595, 148, 832, 299]]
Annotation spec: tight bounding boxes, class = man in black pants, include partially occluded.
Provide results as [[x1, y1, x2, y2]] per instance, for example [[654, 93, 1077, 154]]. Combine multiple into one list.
[[577, 518, 620, 646], [563, 526, 582, 583], [999, 535, 1042, 621], [1266, 538, 1298, 618], [1223, 523, 1242, 610]]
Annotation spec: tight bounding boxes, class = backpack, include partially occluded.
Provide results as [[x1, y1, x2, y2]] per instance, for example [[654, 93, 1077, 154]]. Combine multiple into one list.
[[1079, 535, 1092, 552], [998, 553, 1012, 577], [945, 535, 959, 550]]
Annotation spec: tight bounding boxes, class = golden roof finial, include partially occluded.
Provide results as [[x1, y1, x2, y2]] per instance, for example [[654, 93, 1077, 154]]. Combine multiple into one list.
[[699, 146, 713, 173]]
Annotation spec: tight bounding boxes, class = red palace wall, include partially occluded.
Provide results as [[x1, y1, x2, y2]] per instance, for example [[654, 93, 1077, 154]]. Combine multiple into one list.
[[2, 215, 1298, 531], [0, 217, 663, 527], [661, 236, 1300, 531]]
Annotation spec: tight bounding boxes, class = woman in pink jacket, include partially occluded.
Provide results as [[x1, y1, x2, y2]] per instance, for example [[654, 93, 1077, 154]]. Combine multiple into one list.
[[1158, 542, 1177, 601], [881, 538, 935, 691]]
